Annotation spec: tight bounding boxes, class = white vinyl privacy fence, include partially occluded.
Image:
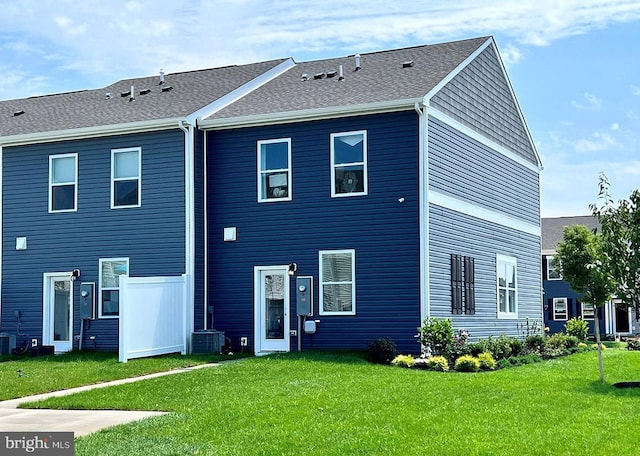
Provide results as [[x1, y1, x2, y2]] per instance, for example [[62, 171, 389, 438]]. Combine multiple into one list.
[[119, 275, 188, 362]]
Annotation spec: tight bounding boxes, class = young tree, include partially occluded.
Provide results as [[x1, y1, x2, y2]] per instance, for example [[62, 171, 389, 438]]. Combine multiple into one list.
[[554, 224, 613, 383], [591, 173, 640, 322]]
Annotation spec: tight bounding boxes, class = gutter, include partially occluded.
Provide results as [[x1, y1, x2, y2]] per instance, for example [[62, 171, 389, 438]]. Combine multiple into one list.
[[415, 102, 430, 321]]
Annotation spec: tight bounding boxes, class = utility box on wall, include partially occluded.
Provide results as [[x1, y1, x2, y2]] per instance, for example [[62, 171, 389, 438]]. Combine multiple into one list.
[[192, 330, 225, 354], [79, 282, 96, 319], [296, 276, 313, 316]]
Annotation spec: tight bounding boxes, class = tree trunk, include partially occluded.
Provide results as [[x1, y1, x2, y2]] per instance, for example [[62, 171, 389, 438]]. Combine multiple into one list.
[[594, 310, 605, 384]]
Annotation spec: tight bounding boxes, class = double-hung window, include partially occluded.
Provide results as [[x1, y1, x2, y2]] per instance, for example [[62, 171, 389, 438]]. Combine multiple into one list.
[[257, 138, 292, 202], [320, 249, 356, 315], [331, 131, 367, 197], [553, 297, 568, 320], [49, 153, 77, 212], [111, 147, 141, 208], [497, 254, 517, 318], [546, 255, 561, 280], [99, 258, 129, 318], [581, 302, 595, 320]]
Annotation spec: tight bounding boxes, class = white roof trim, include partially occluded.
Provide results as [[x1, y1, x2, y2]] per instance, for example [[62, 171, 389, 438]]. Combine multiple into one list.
[[187, 59, 296, 125], [199, 98, 423, 130], [0, 117, 185, 147]]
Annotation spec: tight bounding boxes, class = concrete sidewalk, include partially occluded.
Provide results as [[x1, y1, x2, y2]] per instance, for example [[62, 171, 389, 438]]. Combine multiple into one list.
[[0, 363, 218, 436]]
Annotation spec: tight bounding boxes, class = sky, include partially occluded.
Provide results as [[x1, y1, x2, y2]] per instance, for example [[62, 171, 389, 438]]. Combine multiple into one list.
[[1, 0, 639, 218]]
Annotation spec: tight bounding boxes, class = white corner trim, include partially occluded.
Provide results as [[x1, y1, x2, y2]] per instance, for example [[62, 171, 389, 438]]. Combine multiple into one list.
[[429, 190, 541, 237], [429, 108, 541, 173]]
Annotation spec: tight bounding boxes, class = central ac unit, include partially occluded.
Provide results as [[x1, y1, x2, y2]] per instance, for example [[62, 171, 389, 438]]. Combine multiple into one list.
[[191, 330, 225, 354]]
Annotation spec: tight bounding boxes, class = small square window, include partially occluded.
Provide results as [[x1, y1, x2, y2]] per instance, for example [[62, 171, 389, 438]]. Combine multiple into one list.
[[331, 131, 367, 197]]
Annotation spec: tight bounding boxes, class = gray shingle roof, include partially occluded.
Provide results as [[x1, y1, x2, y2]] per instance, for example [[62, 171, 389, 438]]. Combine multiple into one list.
[[541, 216, 600, 252], [0, 59, 288, 137], [206, 37, 489, 121]]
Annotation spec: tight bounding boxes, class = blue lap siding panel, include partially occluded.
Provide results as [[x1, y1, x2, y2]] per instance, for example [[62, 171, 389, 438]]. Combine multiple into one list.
[[207, 111, 421, 353], [1, 129, 186, 351]]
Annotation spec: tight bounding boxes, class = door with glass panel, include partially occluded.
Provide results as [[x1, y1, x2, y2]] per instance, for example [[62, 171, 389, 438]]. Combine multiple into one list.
[[255, 267, 290, 353], [43, 274, 73, 352]]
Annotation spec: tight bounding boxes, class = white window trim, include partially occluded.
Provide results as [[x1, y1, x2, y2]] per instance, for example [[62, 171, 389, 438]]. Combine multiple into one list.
[[546, 256, 561, 280], [49, 153, 78, 213], [330, 130, 368, 198], [111, 147, 141, 209], [98, 257, 129, 319], [257, 138, 292, 203], [553, 297, 568, 321], [581, 302, 595, 320], [496, 254, 518, 319], [319, 249, 356, 316]]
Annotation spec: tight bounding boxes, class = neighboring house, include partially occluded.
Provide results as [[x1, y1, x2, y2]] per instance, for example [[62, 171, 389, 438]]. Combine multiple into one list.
[[541, 216, 639, 337], [200, 36, 543, 354], [0, 36, 544, 357], [0, 58, 294, 353]]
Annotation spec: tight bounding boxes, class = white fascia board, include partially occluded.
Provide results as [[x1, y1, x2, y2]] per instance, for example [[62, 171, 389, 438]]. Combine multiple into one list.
[[429, 108, 541, 174], [429, 190, 541, 237], [0, 117, 185, 147], [541, 249, 557, 256], [187, 58, 296, 125], [199, 98, 423, 130]]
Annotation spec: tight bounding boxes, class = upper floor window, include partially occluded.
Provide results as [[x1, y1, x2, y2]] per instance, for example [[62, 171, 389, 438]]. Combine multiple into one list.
[[553, 297, 568, 320], [49, 153, 77, 212], [319, 249, 356, 315], [546, 255, 561, 280], [331, 131, 367, 197], [581, 302, 595, 320], [257, 138, 291, 202], [99, 258, 129, 318], [451, 254, 475, 315], [111, 147, 141, 208], [497, 254, 517, 318]]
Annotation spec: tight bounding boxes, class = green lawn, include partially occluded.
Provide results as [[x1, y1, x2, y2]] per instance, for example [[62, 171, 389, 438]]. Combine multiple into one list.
[[17, 350, 640, 456]]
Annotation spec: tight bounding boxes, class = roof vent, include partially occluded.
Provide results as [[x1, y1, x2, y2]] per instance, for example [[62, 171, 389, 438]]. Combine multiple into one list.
[[13, 109, 25, 117], [402, 60, 414, 68], [326, 70, 337, 78], [355, 54, 361, 71], [140, 88, 151, 95], [120, 90, 130, 98], [129, 85, 135, 102], [105, 92, 113, 99], [301, 73, 309, 82], [339, 65, 344, 80], [159, 69, 165, 85], [313, 72, 325, 80], [161, 85, 174, 92]]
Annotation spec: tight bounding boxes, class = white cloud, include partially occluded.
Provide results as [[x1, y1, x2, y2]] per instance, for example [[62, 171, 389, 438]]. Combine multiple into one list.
[[500, 43, 524, 66], [571, 92, 603, 110], [632, 85, 640, 96], [573, 131, 620, 153]]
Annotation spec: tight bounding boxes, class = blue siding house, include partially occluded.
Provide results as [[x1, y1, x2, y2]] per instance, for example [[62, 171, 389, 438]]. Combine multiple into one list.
[[0, 59, 293, 353], [200, 37, 543, 354], [541, 216, 640, 337], [1, 36, 544, 357]]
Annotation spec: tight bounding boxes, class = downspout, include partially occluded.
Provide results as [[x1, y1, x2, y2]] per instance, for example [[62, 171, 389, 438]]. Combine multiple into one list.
[[415, 102, 430, 321], [0, 146, 3, 330], [179, 121, 196, 350]]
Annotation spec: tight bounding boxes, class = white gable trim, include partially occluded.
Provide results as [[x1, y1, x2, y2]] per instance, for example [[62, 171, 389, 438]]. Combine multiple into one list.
[[429, 108, 541, 173], [187, 59, 296, 124], [429, 190, 541, 237]]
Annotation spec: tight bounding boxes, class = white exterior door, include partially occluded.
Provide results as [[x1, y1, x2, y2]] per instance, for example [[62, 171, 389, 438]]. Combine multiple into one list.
[[43, 273, 73, 353], [254, 266, 290, 354]]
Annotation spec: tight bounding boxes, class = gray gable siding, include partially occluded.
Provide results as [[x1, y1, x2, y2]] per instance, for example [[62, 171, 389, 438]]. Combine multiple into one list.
[[1, 129, 186, 350], [430, 45, 538, 165], [429, 206, 542, 340], [428, 117, 540, 225]]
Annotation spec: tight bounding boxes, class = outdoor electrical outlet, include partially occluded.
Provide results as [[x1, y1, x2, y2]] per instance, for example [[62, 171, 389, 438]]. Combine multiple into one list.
[[74, 335, 81, 341], [31, 338, 38, 347], [290, 330, 297, 336], [240, 337, 248, 347]]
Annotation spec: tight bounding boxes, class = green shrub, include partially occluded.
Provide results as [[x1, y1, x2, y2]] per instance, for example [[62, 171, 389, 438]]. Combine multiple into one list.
[[391, 354, 415, 368], [477, 352, 497, 370], [454, 355, 480, 372], [367, 337, 397, 364], [475, 335, 524, 360], [627, 339, 640, 351], [525, 335, 546, 355], [417, 317, 453, 356], [426, 355, 450, 372], [565, 317, 589, 340], [543, 333, 580, 358]]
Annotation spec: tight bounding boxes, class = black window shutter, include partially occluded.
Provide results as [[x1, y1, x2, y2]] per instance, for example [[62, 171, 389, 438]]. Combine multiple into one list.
[[464, 256, 475, 315], [451, 254, 463, 314]]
